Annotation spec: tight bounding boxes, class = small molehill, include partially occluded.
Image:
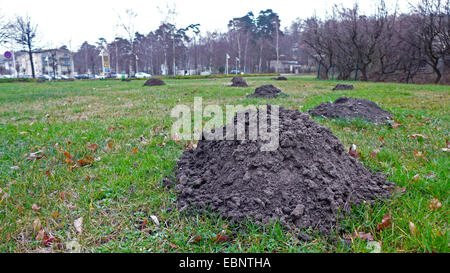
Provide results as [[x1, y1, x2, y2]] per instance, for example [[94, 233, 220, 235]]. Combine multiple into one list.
[[332, 84, 354, 91], [230, 77, 248, 87], [248, 85, 287, 98], [273, 76, 288, 81], [144, 78, 166, 87], [308, 97, 392, 124]]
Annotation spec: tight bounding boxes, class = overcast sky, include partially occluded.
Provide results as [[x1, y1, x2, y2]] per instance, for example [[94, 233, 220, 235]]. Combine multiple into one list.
[[1, 0, 413, 52]]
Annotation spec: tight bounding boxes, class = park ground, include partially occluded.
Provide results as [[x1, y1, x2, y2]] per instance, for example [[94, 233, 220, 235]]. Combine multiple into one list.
[[0, 75, 448, 253]]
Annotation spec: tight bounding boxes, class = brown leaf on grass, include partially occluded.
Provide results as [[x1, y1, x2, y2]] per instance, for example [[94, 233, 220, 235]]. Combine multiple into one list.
[[64, 151, 74, 164], [42, 234, 57, 247], [414, 151, 423, 157], [409, 134, 428, 139], [77, 156, 94, 167], [409, 222, 417, 235], [370, 149, 380, 159], [27, 150, 46, 160], [376, 214, 392, 232], [32, 204, 41, 213], [65, 138, 72, 145], [357, 231, 374, 241], [379, 136, 384, 142], [412, 174, 421, 182], [167, 241, 181, 250], [392, 122, 402, 128], [140, 219, 148, 230], [389, 186, 406, 196], [192, 235, 202, 243], [212, 234, 232, 243], [74, 217, 83, 234], [50, 212, 59, 219], [87, 142, 98, 153], [428, 198, 442, 211], [36, 230, 45, 241], [59, 191, 66, 200], [32, 218, 42, 232], [132, 147, 139, 154], [44, 170, 51, 177]]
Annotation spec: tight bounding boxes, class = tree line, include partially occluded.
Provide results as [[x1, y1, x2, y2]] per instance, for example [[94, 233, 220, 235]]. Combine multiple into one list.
[[1, 0, 449, 83]]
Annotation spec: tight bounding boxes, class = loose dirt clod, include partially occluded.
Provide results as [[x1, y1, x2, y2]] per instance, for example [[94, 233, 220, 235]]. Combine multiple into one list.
[[308, 97, 392, 124], [169, 106, 393, 235], [230, 77, 248, 87], [248, 85, 286, 98], [332, 84, 354, 91], [144, 78, 166, 87]]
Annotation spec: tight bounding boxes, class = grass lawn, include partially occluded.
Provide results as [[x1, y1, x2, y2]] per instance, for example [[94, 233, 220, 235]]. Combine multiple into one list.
[[0, 75, 448, 253]]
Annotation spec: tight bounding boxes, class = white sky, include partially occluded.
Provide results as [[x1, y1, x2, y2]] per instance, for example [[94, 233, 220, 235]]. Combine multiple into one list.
[[1, 0, 413, 52]]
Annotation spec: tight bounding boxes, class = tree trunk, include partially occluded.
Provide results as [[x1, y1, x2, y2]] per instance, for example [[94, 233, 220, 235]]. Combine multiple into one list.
[[27, 43, 35, 78]]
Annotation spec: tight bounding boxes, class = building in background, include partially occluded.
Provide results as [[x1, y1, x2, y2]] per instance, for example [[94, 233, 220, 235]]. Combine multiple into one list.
[[14, 47, 74, 77]]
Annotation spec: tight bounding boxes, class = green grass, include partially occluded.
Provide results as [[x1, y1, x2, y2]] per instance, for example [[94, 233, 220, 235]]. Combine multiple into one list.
[[0, 75, 448, 253]]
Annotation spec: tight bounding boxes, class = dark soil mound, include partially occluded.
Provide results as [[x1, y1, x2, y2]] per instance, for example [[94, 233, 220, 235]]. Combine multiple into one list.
[[332, 84, 354, 91], [248, 85, 286, 98], [144, 78, 166, 86], [273, 76, 288, 81], [122, 78, 132, 82], [308, 97, 392, 124], [170, 106, 393, 235], [231, 77, 248, 87]]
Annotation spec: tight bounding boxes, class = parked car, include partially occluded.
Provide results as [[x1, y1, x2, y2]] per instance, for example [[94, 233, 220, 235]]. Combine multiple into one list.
[[94, 74, 106, 80], [60, 75, 69, 80], [230, 70, 241, 75], [75, 74, 89, 79], [38, 75, 52, 81], [114, 73, 129, 79], [134, 72, 151, 78]]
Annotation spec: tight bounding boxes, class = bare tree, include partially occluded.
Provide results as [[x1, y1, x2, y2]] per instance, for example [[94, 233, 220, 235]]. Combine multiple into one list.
[[408, 0, 449, 83], [117, 9, 138, 74], [9, 16, 38, 78]]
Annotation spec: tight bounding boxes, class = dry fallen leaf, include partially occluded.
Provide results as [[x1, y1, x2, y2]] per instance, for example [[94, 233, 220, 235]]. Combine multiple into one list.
[[36, 230, 45, 241], [391, 122, 402, 128], [32, 218, 42, 232], [409, 222, 417, 235], [59, 191, 66, 200], [428, 198, 442, 211], [27, 150, 45, 160], [42, 234, 57, 247], [212, 234, 232, 243], [74, 217, 83, 234], [87, 142, 98, 153], [376, 214, 392, 232], [150, 215, 160, 227], [357, 231, 374, 241], [370, 149, 380, 159], [32, 204, 41, 213], [409, 134, 428, 139]]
